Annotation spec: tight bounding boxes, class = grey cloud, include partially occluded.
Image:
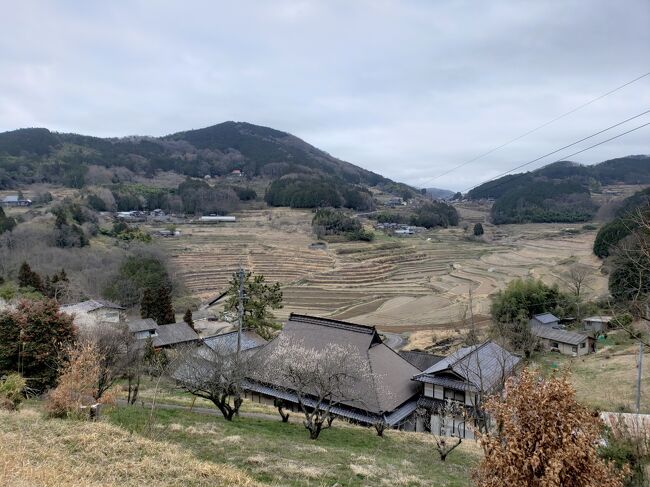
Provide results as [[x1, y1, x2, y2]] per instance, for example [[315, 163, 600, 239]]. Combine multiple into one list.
[[0, 0, 648, 190]]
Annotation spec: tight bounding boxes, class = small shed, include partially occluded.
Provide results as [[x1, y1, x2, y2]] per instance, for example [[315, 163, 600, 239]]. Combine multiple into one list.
[[583, 315, 613, 333], [529, 313, 560, 328], [199, 215, 236, 223], [532, 325, 595, 356]]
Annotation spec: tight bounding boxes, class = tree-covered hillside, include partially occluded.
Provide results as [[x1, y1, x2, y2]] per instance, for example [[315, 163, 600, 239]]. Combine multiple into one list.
[[466, 156, 649, 225], [0, 122, 401, 191]]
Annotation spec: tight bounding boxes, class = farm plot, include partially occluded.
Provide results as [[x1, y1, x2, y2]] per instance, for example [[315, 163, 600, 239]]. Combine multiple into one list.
[[158, 208, 607, 335]]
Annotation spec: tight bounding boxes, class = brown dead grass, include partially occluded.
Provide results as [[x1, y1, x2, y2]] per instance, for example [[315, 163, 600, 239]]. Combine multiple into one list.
[[0, 406, 258, 487]]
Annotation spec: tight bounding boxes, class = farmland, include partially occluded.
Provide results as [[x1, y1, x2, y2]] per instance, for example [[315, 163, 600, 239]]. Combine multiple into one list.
[[153, 204, 607, 333]]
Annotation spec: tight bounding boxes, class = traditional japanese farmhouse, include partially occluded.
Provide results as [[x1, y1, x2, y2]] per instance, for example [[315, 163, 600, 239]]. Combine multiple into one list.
[[60, 300, 125, 329], [532, 325, 595, 356], [244, 314, 422, 430], [412, 341, 521, 438]]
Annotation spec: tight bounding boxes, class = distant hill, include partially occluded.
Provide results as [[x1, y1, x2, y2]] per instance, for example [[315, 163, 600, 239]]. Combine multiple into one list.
[[425, 187, 455, 200], [0, 122, 410, 194], [466, 156, 650, 224]]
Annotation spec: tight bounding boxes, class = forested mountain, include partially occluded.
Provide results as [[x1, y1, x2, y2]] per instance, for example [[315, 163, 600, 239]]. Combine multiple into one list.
[[466, 156, 650, 224], [0, 122, 394, 189]]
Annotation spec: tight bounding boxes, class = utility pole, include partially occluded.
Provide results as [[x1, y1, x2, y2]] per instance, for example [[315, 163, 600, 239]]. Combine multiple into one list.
[[237, 263, 245, 356], [636, 341, 644, 414]]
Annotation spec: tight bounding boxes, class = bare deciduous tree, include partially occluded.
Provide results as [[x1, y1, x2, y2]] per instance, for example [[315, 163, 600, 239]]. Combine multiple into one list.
[[171, 342, 252, 421], [417, 399, 466, 461], [258, 336, 378, 440]]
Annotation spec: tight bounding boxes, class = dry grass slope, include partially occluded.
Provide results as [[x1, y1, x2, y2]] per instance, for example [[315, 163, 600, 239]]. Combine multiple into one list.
[[0, 407, 258, 487]]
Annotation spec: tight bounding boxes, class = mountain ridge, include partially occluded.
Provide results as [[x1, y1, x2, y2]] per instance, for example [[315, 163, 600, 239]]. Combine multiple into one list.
[[0, 122, 401, 190]]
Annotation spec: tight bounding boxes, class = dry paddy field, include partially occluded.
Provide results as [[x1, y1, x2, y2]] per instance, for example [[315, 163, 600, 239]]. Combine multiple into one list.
[[154, 206, 607, 334]]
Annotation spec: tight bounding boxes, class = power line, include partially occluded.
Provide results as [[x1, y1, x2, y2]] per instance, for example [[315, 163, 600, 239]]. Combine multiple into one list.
[[419, 71, 650, 188], [463, 119, 650, 194]]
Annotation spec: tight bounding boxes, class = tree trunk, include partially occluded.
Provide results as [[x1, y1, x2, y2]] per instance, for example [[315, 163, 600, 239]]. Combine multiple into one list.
[[278, 407, 290, 422]]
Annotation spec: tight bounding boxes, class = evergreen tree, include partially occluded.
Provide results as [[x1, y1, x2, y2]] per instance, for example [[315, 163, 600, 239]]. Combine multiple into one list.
[[156, 286, 175, 325], [183, 308, 194, 329], [0, 299, 76, 391], [140, 288, 156, 320], [473, 222, 484, 236], [17, 262, 43, 292], [0, 207, 16, 234]]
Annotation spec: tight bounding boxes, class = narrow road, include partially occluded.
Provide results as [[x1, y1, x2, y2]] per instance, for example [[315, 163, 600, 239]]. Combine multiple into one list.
[[382, 332, 407, 351]]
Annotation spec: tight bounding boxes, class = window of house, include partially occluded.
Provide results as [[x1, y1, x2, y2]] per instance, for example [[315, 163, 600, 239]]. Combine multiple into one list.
[[572, 346, 578, 353], [551, 341, 559, 348], [580, 342, 586, 348], [444, 388, 465, 403]]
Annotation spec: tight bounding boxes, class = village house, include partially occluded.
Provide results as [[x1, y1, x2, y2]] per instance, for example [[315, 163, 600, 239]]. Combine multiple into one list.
[[60, 300, 125, 329], [244, 314, 422, 430], [1, 195, 32, 207], [127, 318, 200, 349], [412, 341, 520, 439], [529, 312, 560, 328], [532, 325, 595, 356], [582, 315, 613, 333]]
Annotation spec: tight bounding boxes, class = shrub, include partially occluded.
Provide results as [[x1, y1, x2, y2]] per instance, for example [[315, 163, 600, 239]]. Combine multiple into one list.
[[474, 223, 484, 236], [46, 342, 116, 419], [0, 373, 26, 411]]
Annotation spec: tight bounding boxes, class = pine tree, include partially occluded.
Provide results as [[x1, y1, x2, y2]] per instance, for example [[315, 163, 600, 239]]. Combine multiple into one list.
[[140, 288, 156, 320], [183, 308, 194, 329], [155, 286, 175, 325]]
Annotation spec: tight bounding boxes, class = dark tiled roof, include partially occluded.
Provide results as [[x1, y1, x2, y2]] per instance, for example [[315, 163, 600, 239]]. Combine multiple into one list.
[[128, 318, 159, 333], [252, 313, 420, 415], [399, 350, 444, 371], [153, 322, 199, 348], [61, 299, 124, 313], [532, 313, 559, 324], [243, 380, 418, 426], [413, 341, 520, 393], [203, 330, 267, 352], [532, 325, 588, 346]]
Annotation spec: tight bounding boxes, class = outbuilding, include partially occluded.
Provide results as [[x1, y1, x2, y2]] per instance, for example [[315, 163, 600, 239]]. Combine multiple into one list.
[[532, 325, 595, 356]]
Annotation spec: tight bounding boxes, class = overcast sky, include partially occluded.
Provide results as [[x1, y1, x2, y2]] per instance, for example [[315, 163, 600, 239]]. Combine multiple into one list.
[[1, 1, 649, 190]]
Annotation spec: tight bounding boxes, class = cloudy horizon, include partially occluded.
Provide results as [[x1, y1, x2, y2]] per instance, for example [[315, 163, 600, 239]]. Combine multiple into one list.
[[1, 0, 649, 191]]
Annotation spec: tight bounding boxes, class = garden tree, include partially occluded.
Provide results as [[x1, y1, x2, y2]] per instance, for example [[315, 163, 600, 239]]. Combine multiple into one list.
[[156, 286, 176, 325], [565, 263, 590, 300], [416, 399, 466, 461], [410, 201, 459, 228], [0, 299, 76, 391], [225, 271, 282, 339], [183, 308, 194, 330], [171, 341, 253, 420], [140, 286, 175, 325], [140, 288, 156, 320], [491, 278, 572, 323], [18, 261, 43, 291], [104, 255, 171, 308], [0, 207, 16, 234], [473, 222, 484, 236], [473, 368, 625, 487], [258, 336, 376, 440]]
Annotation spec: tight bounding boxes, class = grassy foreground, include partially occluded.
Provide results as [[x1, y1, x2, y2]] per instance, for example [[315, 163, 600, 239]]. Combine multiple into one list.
[[107, 406, 479, 486], [0, 406, 257, 487]]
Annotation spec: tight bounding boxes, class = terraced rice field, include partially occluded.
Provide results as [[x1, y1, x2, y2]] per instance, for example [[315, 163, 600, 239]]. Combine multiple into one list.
[[154, 206, 607, 332]]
